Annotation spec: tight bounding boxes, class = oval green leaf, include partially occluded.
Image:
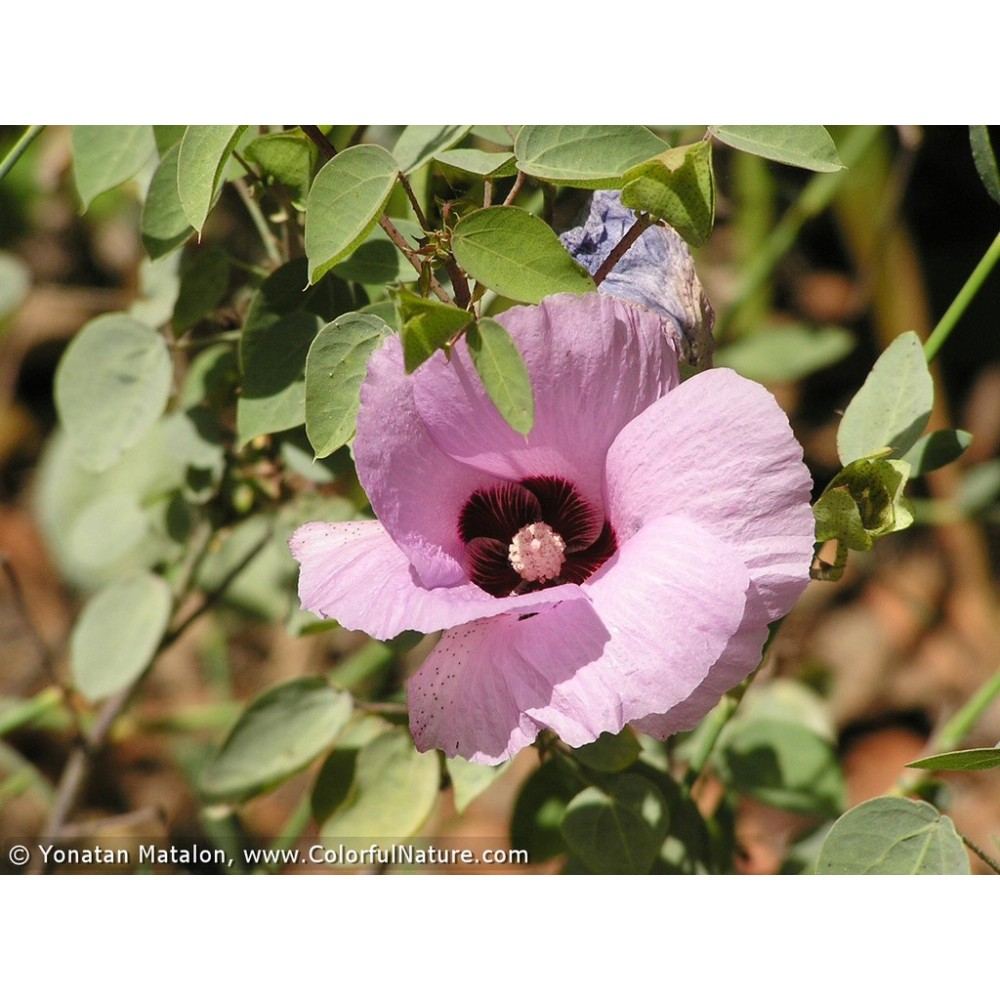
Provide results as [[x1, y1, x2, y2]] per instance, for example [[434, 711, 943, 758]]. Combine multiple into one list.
[[515, 125, 669, 188], [560, 773, 669, 874], [238, 311, 322, 445], [816, 797, 970, 874], [451, 206, 595, 304], [467, 318, 535, 434], [900, 429, 973, 476], [621, 140, 716, 247], [321, 728, 439, 842], [332, 217, 423, 286], [141, 142, 195, 260], [177, 126, 247, 233], [714, 718, 845, 816], [392, 125, 471, 174], [244, 129, 317, 206], [305, 312, 391, 457], [715, 324, 855, 383], [906, 747, 1000, 771], [837, 331, 933, 465], [709, 126, 844, 172], [70, 573, 172, 701], [173, 249, 228, 334], [434, 149, 517, 179], [54, 314, 172, 472], [304, 144, 399, 284], [510, 758, 578, 861], [970, 126, 1000, 206], [72, 126, 156, 210], [572, 729, 642, 773], [445, 756, 511, 814], [200, 677, 353, 802], [395, 289, 473, 373]]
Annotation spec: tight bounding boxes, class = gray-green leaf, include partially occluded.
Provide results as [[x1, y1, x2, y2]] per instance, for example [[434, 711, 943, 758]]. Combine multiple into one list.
[[304, 145, 399, 283], [72, 126, 156, 210], [969, 126, 1000, 206], [54, 314, 172, 472], [200, 677, 353, 802], [816, 797, 970, 874], [900, 429, 972, 476], [70, 573, 172, 700], [393, 125, 471, 174], [305, 312, 391, 457], [837, 331, 933, 465], [906, 747, 1000, 772], [709, 126, 844, 172], [141, 142, 195, 260], [445, 756, 511, 813], [514, 125, 669, 188], [177, 126, 247, 233], [715, 324, 854, 383], [451, 206, 595, 303], [467, 318, 535, 434]]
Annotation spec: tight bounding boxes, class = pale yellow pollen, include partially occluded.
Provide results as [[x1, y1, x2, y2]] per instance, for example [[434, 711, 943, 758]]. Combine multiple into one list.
[[508, 522, 566, 582]]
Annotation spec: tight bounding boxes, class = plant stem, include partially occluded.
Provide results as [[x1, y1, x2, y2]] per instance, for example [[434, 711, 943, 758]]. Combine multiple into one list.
[[923, 230, 1000, 363], [935, 667, 1000, 754], [0, 125, 44, 184], [502, 171, 526, 206], [592, 215, 653, 287], [961, 832, 1000, 875], [231, 176, 282, 267], [398, 171, 429, 230]]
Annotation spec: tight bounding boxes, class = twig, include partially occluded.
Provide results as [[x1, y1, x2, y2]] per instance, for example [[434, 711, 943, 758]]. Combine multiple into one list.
[[398, 171, 429, 231], [592, 214, 654, 287], [961, 832, 1000, 875], [502, 171, 525, 207], [0, 125, 44, 184], [231, 176, 282, 267]]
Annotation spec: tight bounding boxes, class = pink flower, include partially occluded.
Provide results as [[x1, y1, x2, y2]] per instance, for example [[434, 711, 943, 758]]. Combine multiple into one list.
[[290, 293, 814, 764]]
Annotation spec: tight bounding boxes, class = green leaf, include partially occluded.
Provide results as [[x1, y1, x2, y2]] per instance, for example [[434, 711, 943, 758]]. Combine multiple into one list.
[[305, 312, 391, 457], [177, 126, 247, 233], [395, 289, 474, 373], [321, 728, 439, 842], [816, 797, 970, 874], [180, 343, 237, 409], [392, 125, 471, 174], [172, 249, 228, 334], [561, 773, 669, 874], [970, 126, 1000, 205], [200, 677, 353, 802], [445, 756, 511, 813], [304, 145, 399, 283], [332, 217, 424, 286], [451, 206, 595, 303], [0, 251, 30, 324], [466, 319, 535, 435], [245, 257, 365, 335], [709, 126, 844, 172], [514, 125, 669, 188], [900, 429, 972, 476], [715, 325, 855, 383], [70, 573, 172, 700], [153, 126, 186, 155], [244, 129, 317, 206], [572, 729, 642, 773], [621, 140, 716, 247], [906, 748, 1000, 771], [510, 759, 578, 861], [434, 149, 517, 178], [837, 331, 933, 465], [141, 142, 195, 259], [54, 314, 172, 472], [714, 718, 845, 816], [238, 311, 322, 445], [72, 126, 156, 210], [164, 406, 225, 502]]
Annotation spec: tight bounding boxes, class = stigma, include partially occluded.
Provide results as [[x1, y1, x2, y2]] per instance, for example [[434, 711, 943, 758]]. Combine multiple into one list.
[[508, 522, 566, 583]]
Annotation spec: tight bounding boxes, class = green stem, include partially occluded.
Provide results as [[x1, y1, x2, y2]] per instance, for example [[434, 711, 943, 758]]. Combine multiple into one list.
[[256, 793, 313, 874], [960, 832, 1000, 875], [0, 125, 44, 184], [231, 176, 282, 267], [935, 667, 1000, 754], [715, 125, 883, 339], [923, 230, 1000, 363]]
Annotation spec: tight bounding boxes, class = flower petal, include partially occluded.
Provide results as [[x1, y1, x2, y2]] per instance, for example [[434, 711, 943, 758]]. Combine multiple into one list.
[[354, 336, 501, 588], [290, 520, 586, 641], [631, 623, 770, 739], [605, 367, 813, 627], [407, 515, 750, 763], [410, 293, 679, 512], [407, 600, 616, 764]]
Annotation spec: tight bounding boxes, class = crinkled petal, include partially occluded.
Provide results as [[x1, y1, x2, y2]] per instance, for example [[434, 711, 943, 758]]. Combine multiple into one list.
[[605, 367, 813, 628], [560, 190, 715, 366], [410, 293, 679, 512], [407, 601, 615, 764], [407, 515, 749, 763], [290, 520, 585, 641], [632, 623, 770, 739], [354, 336, 502, 588]]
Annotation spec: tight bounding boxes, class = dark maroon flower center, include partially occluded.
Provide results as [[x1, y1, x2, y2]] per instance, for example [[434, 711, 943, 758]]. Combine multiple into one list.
[[458, 475, 617, 597]]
